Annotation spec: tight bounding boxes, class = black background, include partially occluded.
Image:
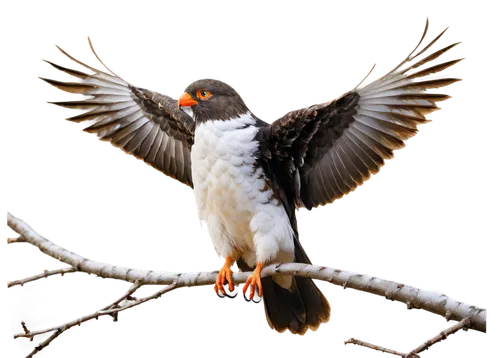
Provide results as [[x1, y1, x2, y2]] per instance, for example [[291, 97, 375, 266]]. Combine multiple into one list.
[[0, 11, 494, 357]]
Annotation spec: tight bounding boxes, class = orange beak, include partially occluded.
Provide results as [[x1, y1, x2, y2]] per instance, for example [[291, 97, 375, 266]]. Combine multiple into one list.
[[178, 92, 198, 108]]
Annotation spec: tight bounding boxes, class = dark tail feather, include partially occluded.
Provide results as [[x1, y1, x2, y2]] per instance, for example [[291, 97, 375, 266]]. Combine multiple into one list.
[[259, 235, 330, 334], [262, 276, 330, 335], [236, 237, 330, 334]]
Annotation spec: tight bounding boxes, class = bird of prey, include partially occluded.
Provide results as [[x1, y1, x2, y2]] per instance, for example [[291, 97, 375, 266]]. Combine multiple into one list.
[[42, 20, 461, 335]]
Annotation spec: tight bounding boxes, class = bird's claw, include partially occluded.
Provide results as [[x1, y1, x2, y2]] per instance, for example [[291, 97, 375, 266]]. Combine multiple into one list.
[[242, 262, 263, 303], [243, 285, 261, 303], [214, 258, 235, 298]]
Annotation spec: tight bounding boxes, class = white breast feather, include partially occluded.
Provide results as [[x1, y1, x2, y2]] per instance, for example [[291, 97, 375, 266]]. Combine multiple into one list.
[[191, 113, 295, 275]]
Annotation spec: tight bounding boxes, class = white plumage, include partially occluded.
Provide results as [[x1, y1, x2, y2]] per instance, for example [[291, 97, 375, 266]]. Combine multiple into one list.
[[191, 113, 295, 287]]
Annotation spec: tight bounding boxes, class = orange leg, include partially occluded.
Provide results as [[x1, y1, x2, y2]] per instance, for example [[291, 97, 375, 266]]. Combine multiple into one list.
[[214, 256, 235, 296], [242, 262, 263, 300]]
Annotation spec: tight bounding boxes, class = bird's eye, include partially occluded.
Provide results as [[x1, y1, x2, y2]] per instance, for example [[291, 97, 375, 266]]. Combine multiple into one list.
[[196, 89, 212, 100]]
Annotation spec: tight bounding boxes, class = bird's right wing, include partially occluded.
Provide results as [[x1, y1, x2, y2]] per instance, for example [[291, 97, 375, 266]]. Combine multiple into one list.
[[260, 21, 461, 209], [42, 40, 195, 187]]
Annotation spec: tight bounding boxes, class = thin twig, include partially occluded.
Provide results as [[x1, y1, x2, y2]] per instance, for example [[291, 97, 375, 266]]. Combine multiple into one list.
[[99, 280, 142, 311], [26, 329, 64, 358], [3, 235, 25, 246], [406, 318, 471, 357], [344, 338, 407, 357], [8, 267, 77, 288], [12, 281, 175, 357], [344, 318, 472, 357]]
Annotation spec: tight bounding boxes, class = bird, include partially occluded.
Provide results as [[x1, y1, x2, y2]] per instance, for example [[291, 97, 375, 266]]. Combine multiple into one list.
[[41, 20, 461, 335]]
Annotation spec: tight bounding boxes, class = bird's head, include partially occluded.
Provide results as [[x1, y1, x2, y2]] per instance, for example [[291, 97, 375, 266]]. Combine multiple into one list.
[[178, 79, 249, 123]]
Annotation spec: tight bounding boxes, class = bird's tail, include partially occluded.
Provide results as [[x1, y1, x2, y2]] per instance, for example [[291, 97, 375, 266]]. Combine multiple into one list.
[[262, 275, 330, 334], [239, 237, 330, 334]]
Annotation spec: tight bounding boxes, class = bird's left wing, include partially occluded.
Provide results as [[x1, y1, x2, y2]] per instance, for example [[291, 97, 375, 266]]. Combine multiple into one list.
[[42, 40, 195, 187], [259, 21, 462, 209]]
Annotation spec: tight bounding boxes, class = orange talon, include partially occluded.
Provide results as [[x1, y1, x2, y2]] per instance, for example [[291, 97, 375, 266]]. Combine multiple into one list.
[[214, 256, 235, 297], [242, 262, 263, 301]]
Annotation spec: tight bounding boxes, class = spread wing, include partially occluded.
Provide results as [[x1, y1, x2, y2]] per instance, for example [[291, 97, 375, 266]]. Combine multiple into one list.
[[259, 21, 462, 209], [42, 39, 195, 187]]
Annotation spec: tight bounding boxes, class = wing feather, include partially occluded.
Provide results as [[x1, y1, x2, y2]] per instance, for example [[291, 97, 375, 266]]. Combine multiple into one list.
[[126, 120, 154, 153], [347, 129, 388, 162], [260, 21, 461, 209], [334, 158, 351, 197], [316, 152, 338, 199], [344, 131, 382, 171], [112, 116, 150, 145], [336, 142, 364, 185], [144, 126, 163, 164], [337, 136, 370, 180], [140, 123, 160, 158], [327, 161, 344, 199], [96, 109, 143, 136], [155, 134, 167, 170], [43, 41, 195, 187]]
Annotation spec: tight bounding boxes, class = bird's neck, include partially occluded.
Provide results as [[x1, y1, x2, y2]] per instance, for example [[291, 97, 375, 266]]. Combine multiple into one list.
[[195, 111, 256, 131]]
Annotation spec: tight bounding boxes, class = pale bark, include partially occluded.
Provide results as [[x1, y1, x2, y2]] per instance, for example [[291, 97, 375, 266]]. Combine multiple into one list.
[[345, 318, 472, 358], [5, 212, 488, 354]]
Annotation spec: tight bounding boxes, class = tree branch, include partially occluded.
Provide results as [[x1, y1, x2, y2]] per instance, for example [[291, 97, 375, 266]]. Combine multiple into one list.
[[6, 211, 488, 357], [344, 318, 472, 357]]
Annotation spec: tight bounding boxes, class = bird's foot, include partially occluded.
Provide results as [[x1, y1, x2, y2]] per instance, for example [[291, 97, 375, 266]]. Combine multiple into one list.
[[243, 262, 263, 302], [214, 256, 236, 298]]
